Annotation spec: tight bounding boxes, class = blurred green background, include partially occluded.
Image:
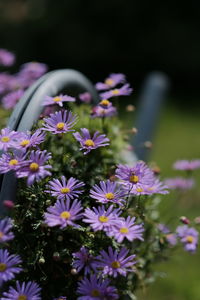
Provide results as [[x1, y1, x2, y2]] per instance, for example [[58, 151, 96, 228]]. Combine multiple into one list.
[[0, 0, 200, 299]]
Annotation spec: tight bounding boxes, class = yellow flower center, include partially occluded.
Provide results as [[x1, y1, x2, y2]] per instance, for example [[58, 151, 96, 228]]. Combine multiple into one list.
[[100, 99, 110, 106], [129, 175, 139, 183], [56, 122, 65, 130], [120, 227, 129, 234], [136, 187, 144, 193], [0, 231, 4, 239], [99, 216, 109, 223], [20, 139, 30, 147], [60, 187, 70, 194], [105, 192, 115, 200], [91, 289, 101, 297], [29, 162, 39, 172], [0, 263, 7, 272], [53, 96, 62, 102], [17, 296, 27, 300], [186, 235, 194, 243], [9, 159, 18, 166], [105, 78, 114, 86], [1, 136, 10, 143], [60, 211, 71, 219], [84, 139, 95, 147], [111, 261, 121, 269], [112, 89, 119, 95]]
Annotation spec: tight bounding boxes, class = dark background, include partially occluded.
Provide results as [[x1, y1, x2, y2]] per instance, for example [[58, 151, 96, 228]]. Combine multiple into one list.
[[0, 0, 200, 103]]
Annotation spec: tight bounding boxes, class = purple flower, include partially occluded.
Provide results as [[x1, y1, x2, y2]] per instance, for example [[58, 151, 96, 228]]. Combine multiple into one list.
[[77, 274, 119, 299], [95, 73, 126, 91], [0, 49, 15, 67], [173, 159, 200, 171], [176, 225, 199, 252], [157, 223, 170, 234], [73, 128, 109, 154], [115, 162, 155, 189], [79, 92, 92, 103], [2, 89, 24, 109], [16, 129, 46, 149], [83, 205, 122, 232], [108, 216, 144, 243], [43, 94, 75, 107], [0, 151, 29, 174], [90, 180, 126, 205], [45, 176, 85, 200], [72, 247, 99, 275], [164, 177, 195, 190], [0, 128, 20, 151], [42, 110, 77, 134], [18, 62, 47, 88], [130, 179, 169, 196], [2, 281, 41, 300], [16, 150, 52, 186], [165, 233, 177, 246], [44, 198, 83, 229], [0, 218, 14, 243], [100, 84, 133, 99], [0, 249, 22, 286], [98, 247, 136, 277], [91, 105, 117, 118]]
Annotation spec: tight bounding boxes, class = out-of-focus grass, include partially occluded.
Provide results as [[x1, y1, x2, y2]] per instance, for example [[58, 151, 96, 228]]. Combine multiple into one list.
[[133, 104, 200, 300]]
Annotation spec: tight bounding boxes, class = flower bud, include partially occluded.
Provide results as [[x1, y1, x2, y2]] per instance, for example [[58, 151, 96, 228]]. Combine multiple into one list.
[[39, 257, 45, 264], [53, 252, 60, 261], [126, 104, 135, 112], [3, 200, 14, 209], [71, 268, 78, 275], [180, 216, 190, 224]]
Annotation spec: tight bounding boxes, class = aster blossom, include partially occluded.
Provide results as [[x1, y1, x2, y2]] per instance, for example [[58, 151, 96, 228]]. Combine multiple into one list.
[[16, 150, 52, 186], [2, 89, 24, 109], [44, 198, 83, 229], [43, 94, 75, 107], [0, 48, 15, 66], [91, 104, 117, 118], [0, 249, 22, 286], [176, 225, 199, 252], [164, 177, 195, 190], [95, 73, 126, 91], [16, 129, 46, 149], [98, 247, 136, 277], [90, 180, 126, 205], [83, 205, 122, 232], [0, 128, 20, 151], [2, 281, 41, 300], [0, 151, 29, 174], [73, 128, 109, 154], [42, 110, 77, 134], [173, 159, 200, 171], [0, 218, 14, 243], [129, 178, 169, 196], [108, 216, 144, 243], [79, 92, 92, 103], [45, 176, 85, 200], [100, 84, 133, 99], [72, 247, 99, 275], [18, 62, 47, 88], [77, 274, 119, 299]]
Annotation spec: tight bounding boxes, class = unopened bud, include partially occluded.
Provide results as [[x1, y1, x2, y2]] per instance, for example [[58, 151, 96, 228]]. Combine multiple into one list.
[[194, 216, 200, 224], [130, 127, 138, 134], [53, 252, 60, 261], [3, 200, 14, 209], [144, 141, 153, 149], [45, 199, 51, 206], [180, 216, 190, 224], [71, 268, 78, 275], [57, 235, 63, 242], [152, 166, 161, 175], [126, 104, 135, 112], [39, 257, 45, 264]]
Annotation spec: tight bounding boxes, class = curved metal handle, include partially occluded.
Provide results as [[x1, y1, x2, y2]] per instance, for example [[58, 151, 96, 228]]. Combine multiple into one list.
[[0, 69, 99, 215]]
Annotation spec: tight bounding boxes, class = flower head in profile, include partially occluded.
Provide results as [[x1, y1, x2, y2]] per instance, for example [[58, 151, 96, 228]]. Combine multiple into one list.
[[95, 73, 126, 91], [83, 205, 122, 232], [0, 128, 20, 151], [0, 218, 14, 243], [16, 129, 46, 149], [2, 281, 41, 300], [42, 110, 77, 134], [16, 150, 52, 186], [45, 176, 85, 200], [90, 180, 126, 205], [98, 247, 136, 277], [176, 225, 199, 252], [91, 104, 117, 118], [77, 274, 119, 299], [164, 177, 195, 190], [73, 128, 109, 154], [0, 48, 15, 66], [109, 216, 144, 243], [43, 94, 75, 107], [100, 84, 133, 99], [0, 249, 22, 286], [130, 179, 169, 196], [2, 89, 24, 109], [72, 247, 99, 275], [44, 198, 83, 229], [0, 151, 29, 174], [173, 159, 200, 171], [18, 61, 47, 83], [79, 92, 92, 103]]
